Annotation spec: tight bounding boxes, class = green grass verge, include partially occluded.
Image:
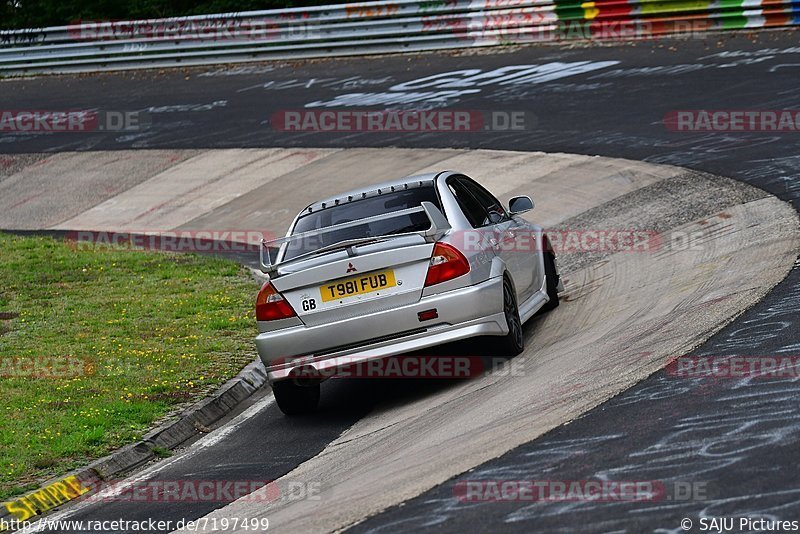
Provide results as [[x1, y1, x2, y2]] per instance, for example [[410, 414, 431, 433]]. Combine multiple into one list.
[[0, 233, 259, 500]]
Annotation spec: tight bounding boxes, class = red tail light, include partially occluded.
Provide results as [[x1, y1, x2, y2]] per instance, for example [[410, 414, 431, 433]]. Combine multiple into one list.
[[424, 243, 470, 287], [256, 282, 296, 321]]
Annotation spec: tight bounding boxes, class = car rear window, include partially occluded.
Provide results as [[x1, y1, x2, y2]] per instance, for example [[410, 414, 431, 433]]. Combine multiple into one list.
[[283, 186, 441, 260]]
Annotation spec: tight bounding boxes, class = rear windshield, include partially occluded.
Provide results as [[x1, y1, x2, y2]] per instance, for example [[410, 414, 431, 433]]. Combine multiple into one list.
[[283, 186, 441, 261]]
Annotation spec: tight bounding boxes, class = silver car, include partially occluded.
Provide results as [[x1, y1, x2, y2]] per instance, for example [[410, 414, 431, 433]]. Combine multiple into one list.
[[255, 171, 562, 415]]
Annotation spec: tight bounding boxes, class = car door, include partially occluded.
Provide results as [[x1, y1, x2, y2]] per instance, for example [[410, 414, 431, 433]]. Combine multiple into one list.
[[456, 176, 537, 301], [445, 176, 497, 278]]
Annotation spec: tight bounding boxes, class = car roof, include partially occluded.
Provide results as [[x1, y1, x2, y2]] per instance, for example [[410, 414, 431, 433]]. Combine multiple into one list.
[[300, 172, 448, 215]]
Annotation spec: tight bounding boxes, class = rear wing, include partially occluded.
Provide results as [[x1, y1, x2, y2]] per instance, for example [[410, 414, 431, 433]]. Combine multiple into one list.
[[260, 201, 450, 275]]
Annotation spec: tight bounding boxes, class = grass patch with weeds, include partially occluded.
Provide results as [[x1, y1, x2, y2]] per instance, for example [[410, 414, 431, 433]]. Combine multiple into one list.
[[150, 446, 173, 459], [0, 234, 258, 500]]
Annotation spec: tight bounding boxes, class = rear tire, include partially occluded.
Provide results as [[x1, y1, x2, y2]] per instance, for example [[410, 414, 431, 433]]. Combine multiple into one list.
[[497, 277, 524, 357], [539, 250, 560, 313], [272, 380, 320, 416]]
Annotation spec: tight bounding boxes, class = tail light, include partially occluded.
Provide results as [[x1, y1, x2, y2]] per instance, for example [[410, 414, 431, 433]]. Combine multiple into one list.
[[424, 242, 470, 287], [256, 282, 296, 321]]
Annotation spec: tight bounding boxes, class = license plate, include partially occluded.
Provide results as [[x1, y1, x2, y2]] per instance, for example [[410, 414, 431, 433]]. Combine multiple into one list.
[[320, 269, 397, 302]]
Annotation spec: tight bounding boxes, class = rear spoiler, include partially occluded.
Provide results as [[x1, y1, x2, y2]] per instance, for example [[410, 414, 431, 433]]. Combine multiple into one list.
[[259, 201, 450, 275]]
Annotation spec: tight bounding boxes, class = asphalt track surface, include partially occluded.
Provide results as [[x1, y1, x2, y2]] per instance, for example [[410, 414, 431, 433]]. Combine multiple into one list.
[[2, 29, 800, 532]]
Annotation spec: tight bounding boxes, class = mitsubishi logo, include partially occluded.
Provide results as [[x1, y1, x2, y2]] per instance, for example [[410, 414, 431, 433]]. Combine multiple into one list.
[[346, 262, 357, 273]]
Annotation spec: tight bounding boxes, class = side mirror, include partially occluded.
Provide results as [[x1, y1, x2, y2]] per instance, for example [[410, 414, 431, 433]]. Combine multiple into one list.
[[508, 195, 534, 215]]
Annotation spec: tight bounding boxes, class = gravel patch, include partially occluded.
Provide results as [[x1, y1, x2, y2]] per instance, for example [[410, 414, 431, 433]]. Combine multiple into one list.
[[552, 170, 770, 274], [0, 153, 48, 183]]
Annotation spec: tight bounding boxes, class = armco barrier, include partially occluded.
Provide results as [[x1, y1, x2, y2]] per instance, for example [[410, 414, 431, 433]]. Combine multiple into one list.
[[0, 0, 799, 75]]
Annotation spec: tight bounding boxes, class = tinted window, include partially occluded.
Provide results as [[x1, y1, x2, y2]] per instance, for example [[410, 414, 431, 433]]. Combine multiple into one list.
[[284, 186, 441, 260], [448, 178, 488, 228], [458, 178, 508, 225]]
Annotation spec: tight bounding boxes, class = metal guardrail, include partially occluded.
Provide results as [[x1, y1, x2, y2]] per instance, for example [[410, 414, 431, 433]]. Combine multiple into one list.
[[1, 0, 799, 75]]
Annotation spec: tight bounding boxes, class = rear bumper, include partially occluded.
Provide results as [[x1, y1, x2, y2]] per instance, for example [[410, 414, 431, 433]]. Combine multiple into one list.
[[256, 277, 506, 382]]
